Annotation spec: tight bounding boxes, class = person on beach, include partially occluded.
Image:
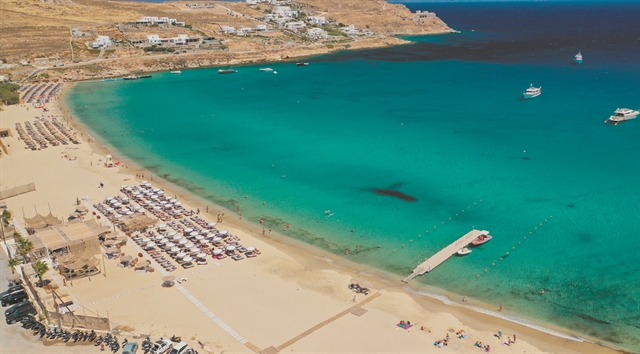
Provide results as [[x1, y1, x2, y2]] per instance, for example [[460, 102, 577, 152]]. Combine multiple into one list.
[[513, 334, 516, 343], [206, 206, 209, 212], [262, 228, 265, 235], [239, 213, 242, 220], [497, 329, 502, 339], [268, 228, 272, 234], [499, 304, 503, 311], [353, 295, 357, 302]]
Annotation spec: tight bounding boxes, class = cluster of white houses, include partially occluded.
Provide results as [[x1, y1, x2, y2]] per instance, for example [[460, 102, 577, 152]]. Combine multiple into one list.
[[91, 35, 113, 48], [246, 0, 291, 5], [221, 24, 268, 36]]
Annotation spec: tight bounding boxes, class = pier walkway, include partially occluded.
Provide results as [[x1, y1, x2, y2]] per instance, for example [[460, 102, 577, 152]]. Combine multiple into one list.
[[402, 229, 482, 283]]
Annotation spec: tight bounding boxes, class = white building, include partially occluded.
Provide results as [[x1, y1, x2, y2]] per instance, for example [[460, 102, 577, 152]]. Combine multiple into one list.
[[255, 24, 268, 31], [284, 21, 306, 31], [273, 6, 298, 17], [307, 16, 327, 26], [147, 35, 161, 44], [92, 35, 113, 48], [221, 26, 236, 34], [137, 16, 179, 25], [246, 0, 266, 4], [306, 27, 329, 40], [413, 10, 436, 20], [341, 25, 359, 36]]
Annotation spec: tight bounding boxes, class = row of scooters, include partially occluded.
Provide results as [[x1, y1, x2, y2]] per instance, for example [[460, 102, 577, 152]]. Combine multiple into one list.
[[21, 316, 123, 352]]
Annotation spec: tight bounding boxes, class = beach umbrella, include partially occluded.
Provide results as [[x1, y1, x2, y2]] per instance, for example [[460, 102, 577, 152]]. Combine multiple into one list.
[[126, 211, 134, 215], [159, 239, 169, 244], [158, 191, 165, 195], [146, 242, 157, 248], [154, 235, 165, 240], [152, 188, 160, 192], [141, 237, 151, 243], [213, 249, 223, 255], [226, 246, 236, 251], [246, 247, 256, 252], [158, 223, 167, 229], [120, 185, 127, 189], [184, 228, 193, 233], [190, 231, 199, 237], [141, 180, 149, 184], [135, 260, 151, 269], [195, 235, 204, 240], [185, 243, 195, 249], [163, 275, 175, 282], [121, 255, 133, 262], [182, 256, 193, 263], [167, 232, 177, 237], [69, 212, 80, 218], [76, 205, 87, 212], [169, 247, 180, 253], [164, 204, 173, 209], [198, 239, 208, 244], [159, 201, 167, 205], [6, 274, 21, 281], [207, 222, 217, 228], [106, 197, 114, 201], [189, 246, 199, 253], [105, 246, 118, 254], [173, 235, 183, 241], [178, 239, 188, 245], [219, 230, 228, 235], [106, 154, 113, 159], [170, 198, 178, 203], [212, 237, 222, 242], [103, 240, 115, 246], [175, 202, 183, 206], [197, 253, 207, 259], [176, 252, 187, 258]]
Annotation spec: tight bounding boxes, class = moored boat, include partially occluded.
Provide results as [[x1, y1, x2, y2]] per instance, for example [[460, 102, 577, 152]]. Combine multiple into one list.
[[259, 68, 273, 71], [123, 75, 139, 80], [218, 69, 237, 74], [139, 75, 152, 79], [471, 230, 492, 246], [574, 51, 583, 64], [170, 70, 182, 74], [606, 108, 639, 125], [523, 83, 541, 99], [296, 62, 309, 66], [456, 247, 472, 256]]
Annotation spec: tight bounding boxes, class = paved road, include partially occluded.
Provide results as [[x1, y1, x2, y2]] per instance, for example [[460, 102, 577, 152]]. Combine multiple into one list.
[[0, 248, 96, 353]]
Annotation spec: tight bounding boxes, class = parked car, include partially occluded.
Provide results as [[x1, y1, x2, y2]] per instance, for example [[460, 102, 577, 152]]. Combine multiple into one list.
[[4, 300, 33, 316], [123, 342, 139, 354], [152, 339, 172, 354], [170, 342, 189, 354], [0, 285, 24, 300], [5, 306, 36, 324], [1, 290, 27, 307]]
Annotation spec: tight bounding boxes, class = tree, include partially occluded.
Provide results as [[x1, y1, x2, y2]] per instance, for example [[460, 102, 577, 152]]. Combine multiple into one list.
[[7, 258, 20, 274], [16, 238, 33, 263], [2, 209, 11, 223], [33, 260, 49, 286], [0, 83, 20, 105]]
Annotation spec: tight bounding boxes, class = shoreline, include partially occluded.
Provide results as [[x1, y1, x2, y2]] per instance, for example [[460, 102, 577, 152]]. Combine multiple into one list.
[[58, 84, 625, 354]]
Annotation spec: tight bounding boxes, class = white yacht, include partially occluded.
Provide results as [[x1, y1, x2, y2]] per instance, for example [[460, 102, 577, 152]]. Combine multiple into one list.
[[259, 68, 273, 71], [273, 71, 278, 74], [574, 51, 583, 64], [170, 70, 182, 74], [607, 108, 639, 124], [523, 84, 541, 99]]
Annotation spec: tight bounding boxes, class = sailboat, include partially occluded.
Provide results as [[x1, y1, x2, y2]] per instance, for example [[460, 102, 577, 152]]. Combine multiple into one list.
[[574, 51, 583, 64]]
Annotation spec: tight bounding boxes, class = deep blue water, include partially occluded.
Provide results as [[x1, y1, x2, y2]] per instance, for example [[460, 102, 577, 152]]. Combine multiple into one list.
[[68, 2, 640, 351]]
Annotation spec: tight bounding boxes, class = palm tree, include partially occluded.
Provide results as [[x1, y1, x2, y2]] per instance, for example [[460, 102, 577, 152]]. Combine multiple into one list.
[[7, 258, 20, 274], [16, 238, 33, 264], [33, 260, 49, 287]]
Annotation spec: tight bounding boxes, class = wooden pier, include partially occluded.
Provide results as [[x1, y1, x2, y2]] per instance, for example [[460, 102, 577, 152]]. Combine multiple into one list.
[[402, 229, 483, 283]]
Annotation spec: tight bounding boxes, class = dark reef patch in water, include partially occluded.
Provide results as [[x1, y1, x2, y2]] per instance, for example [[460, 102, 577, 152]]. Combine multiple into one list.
[[371, 189, 417, 202], [578, 314, 611, 325], [567, 204, 575, 208], [522, 157, 530, 160]]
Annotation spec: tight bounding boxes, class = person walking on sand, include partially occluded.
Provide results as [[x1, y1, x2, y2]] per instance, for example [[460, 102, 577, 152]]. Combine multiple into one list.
[[268, 228, 272, 235], [497, 329, 502, 339], [262, 228, 265, 235], [239, 213, 242, 220], [353, 295, 357, 302], [513, 334, 516, 343], [499, 304, 503, 311]]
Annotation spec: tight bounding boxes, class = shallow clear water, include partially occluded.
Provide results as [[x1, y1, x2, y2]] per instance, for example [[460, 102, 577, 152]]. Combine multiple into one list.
[[68, 2, 640, 350]]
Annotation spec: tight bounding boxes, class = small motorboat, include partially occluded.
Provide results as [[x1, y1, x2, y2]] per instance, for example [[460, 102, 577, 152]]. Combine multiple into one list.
[[606, 108, 639, 125], [218, 69, 237, 74], [123, 75, 139, 80], [296, 62, 309, 66], [259, 68, 273, 71], [273, 71, 278, 74], [456, 247, 472, 256], [471, 235, 492, 246], [170, 70, 182, 74], [139, 75, 152, 79]]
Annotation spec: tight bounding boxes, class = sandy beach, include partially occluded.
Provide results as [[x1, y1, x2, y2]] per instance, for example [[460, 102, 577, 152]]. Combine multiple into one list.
[[0, 90, 622, 354]]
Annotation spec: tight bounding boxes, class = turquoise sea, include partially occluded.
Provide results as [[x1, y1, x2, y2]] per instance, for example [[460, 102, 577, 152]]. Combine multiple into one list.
[[68, 2, 640, 351]]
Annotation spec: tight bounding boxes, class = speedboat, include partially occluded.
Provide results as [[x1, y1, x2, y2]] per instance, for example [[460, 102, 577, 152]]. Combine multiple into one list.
[[523, 84, 541, 99], [456, 247, 472, 256], [471, 233, 492, 246], [218, 69, 237, 74], [273, 71, 278, 74], [259, 68, 273, 71], [574, 51, 582, 64], [170, 70, 182, 74], [296, 62, 309, 66], [607, 108, 639, 124], [139, 75, 152, 79], [123, 75, 139, 80]]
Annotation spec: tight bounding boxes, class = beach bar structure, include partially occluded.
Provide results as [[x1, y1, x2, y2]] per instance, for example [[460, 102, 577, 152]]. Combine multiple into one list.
[[402, 229, 482, 283]]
